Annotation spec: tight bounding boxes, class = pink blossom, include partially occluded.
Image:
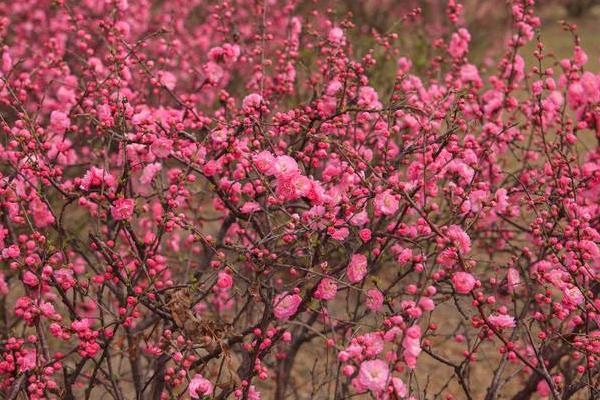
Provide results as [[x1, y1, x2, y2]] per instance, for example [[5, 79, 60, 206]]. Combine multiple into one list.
[[357, 359, 389, 392], [80, 167, 116, 191], [189, 373, 213, 398], [452, 272, 476, 294], [23, 271, 39, 287], [446, 225, 471, 254], [347, 254, 368, 283], [314, 278, 338, 301], [328, 27, 345, 45], [158, 70, 176, 90], [402, 326, 421, 369], [217, 272, 233, 289], [273, 292, 302, 320], [488, 314, 516, 329], [150, 137, 173, 159], [140, 162, 162, 184], [203, 61, 224, 84], [253, 151, 276, 175], [50, 110, 70, 134], [242, 93, 263, 110], [272, 155, 299, 179], [366, 288, 384, 312], [392, 377, 408, 398], [460, 64, 481, 84], [507, 268, 520, 293], [374, 190, 399, 216], [18, 348, 36, 372], [111, 198, 135, 221]]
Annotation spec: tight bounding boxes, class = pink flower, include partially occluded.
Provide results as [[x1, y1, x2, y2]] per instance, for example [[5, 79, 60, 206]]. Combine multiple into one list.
[[366, 288, 384, 312], [452, 272, 476, 294], [273, 292, 302, 320], [446, 225, 471, 254], [357, 359, 389, 392], [50, 110, 70, 134], [253, 151, 276, 175], [23, 271, 39, 287], [80, 167, 116, 191], [189, 373, 213, 398], [488, 314, 516, 329], [140, 162, 162, 185], [358, 86, 382, 110], [330, 227, 349, 241], [217, 272, 233, 289], [203, 61, 224, 84], [314, 278, 337, 301], [158, 70, 176, 90], [272, 155, 299, 179], [328, 27, 345, 45], [150, 137, 173, 159], [392, 377, 408, 398], [347, 254, 368, 283], [536, 379, 551, 398], [18, 348, 36, 372], [242, 93, 263, 110], [111, 198, 135, 221], [359, 228, 371, 242], [374, 190, 399, 216], [240, 201, 261, 214], [460, 64, 481, 84], [402, 325, 421, 369]]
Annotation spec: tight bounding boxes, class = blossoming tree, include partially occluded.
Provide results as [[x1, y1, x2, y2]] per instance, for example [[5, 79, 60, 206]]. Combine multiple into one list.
[[0, 0, 599, 399]]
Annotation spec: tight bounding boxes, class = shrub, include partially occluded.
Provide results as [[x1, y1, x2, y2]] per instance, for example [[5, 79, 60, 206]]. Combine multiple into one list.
[[0, 0, 599, 399]]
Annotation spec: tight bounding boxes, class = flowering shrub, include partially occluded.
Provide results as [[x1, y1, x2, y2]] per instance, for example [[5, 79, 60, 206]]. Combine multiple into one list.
[[0, 0, 599, 399]]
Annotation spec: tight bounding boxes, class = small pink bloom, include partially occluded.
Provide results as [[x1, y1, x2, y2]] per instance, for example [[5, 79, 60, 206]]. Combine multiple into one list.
[[314, 278, 337, 301], [253, 151, 276, 175], [536, 379, 551, 398], [0, 273, 8, 294], [158, 70, 176, 90], [359, 228, 371, 242], [240, 201, 261, 214], [140, 162, 162, 185], [374, 190, 399, 216], [402, 325, 421, 369], [357, 359, 389, 392], [446, 225, 471, 254], [347, 254, 368, 283], [242, 93, 263, 110], [203, 61, 224, 84], [18, 348, 36, 372], [189, 373, 213, 398], [111, 198, 135, 221], [330, 227, 349, 241], [460, 63, 481, 84], [328, 27, 345, 45], [452, 272, 476, 294], [392, 377, 408, 398], [80, 167, 116, 191], [217, 272, 233, 289], [150, 137, 173, 159], [272, 155, 299, 179], [50, 110, 70, 134], [488, 314, 516, 329], [366, 288, 384, 312], [273, 292, 302, 320], [23, 271, 39, 287]]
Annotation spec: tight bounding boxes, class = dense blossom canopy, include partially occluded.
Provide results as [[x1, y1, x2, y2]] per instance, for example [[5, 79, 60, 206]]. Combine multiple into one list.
[[0, 0, 599, 399]]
